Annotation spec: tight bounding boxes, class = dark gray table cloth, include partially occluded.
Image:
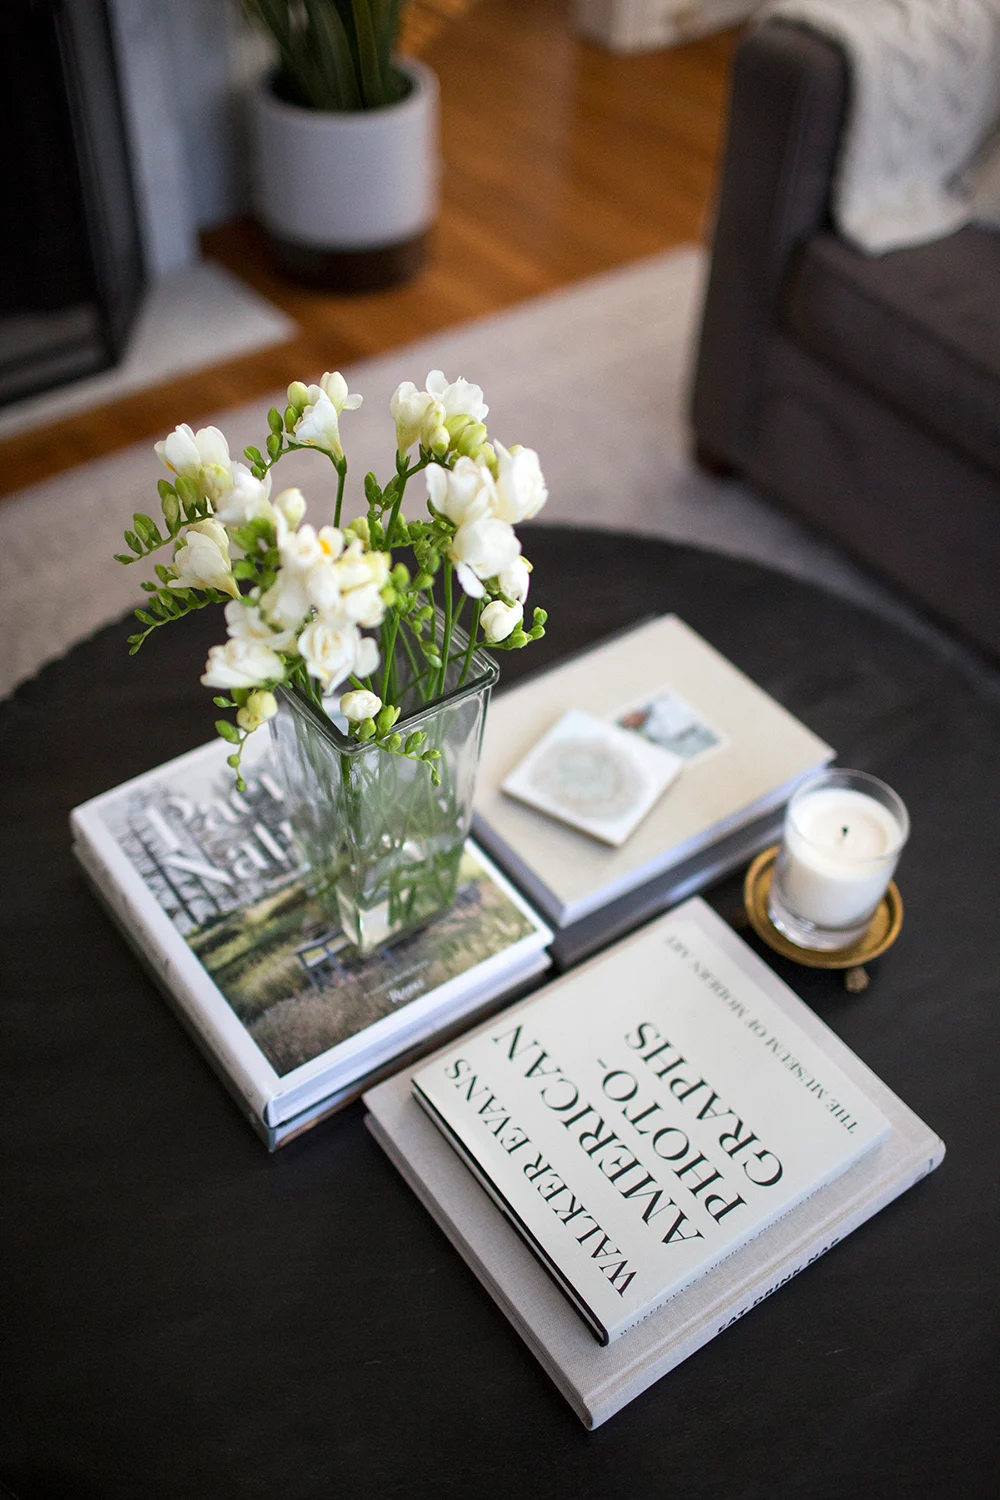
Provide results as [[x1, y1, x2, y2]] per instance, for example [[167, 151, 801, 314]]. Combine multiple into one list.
[[2, 527, 997, 1499]]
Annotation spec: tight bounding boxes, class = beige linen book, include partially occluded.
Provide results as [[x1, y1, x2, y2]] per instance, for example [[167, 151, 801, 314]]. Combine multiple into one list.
[[472, 616, 834, 928], [364, 899, 944, 1428]]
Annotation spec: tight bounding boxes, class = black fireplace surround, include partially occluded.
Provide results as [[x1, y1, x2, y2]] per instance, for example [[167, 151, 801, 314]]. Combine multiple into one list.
[[0, 0, 144, 408]]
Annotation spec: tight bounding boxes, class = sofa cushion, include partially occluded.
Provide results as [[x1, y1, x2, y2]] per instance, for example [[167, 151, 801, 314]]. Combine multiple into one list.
[[780, 228, 1000, 474]]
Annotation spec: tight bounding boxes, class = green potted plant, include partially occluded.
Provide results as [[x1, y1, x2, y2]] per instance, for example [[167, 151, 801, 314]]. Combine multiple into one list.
[[243, 1, 438, 291]]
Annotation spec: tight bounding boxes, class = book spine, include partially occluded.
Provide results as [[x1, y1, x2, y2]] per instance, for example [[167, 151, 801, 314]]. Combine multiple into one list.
[[589, 1140, 946, 1429]]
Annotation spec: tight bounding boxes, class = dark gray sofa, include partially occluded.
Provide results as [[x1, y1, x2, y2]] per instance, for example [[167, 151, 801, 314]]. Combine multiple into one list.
[[691, 20, 1000, 658]]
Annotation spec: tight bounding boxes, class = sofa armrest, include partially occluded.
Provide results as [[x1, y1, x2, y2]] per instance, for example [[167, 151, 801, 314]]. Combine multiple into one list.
[[691, 21, 848, 464]]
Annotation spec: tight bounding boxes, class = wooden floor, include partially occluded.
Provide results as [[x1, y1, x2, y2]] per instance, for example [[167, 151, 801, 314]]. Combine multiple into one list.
[[0, 0, 736, 498]]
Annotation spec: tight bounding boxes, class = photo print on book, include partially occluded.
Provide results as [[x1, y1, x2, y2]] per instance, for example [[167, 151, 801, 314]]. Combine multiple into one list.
[[501, 709, 683, 847], [615, 689, 725, 763]]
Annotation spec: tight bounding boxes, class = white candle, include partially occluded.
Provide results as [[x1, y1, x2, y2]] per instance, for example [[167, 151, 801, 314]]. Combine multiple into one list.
[[770, 771, 909, 946]]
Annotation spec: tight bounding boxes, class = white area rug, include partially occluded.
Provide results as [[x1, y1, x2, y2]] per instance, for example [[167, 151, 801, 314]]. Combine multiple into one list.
[[0, 261, 295, 439], [0, 247, 965, 700]]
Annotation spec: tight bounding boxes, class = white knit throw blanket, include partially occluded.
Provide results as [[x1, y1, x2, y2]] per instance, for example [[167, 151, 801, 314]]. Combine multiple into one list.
[[761, 0, 1000, 253]]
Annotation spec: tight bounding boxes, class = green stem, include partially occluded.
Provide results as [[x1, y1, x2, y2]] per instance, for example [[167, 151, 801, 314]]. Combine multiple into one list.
[[399, 622, 425, 699], [381, 611, 401, 702], [385, 453, 429, 547], [437, 562, 455, 698], [459, 598, 483, 686], [334, 460, 347, 528]]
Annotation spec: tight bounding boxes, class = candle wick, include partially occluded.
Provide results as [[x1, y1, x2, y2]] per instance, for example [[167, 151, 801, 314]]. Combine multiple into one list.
[[840, 826, 849, 841]]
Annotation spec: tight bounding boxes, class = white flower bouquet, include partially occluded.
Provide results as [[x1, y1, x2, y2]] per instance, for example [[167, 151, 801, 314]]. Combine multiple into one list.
[[115, 370, 548, 947]]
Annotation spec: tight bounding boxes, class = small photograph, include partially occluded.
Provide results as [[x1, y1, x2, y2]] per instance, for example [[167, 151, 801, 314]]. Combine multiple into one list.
[[615, 690, 724, 762], [502, 709, 683, 847]]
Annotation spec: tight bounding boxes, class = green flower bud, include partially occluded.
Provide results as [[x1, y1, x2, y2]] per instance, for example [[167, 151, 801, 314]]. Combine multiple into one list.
[[456, 422, 489, 458], [287, 380, 310, 413]]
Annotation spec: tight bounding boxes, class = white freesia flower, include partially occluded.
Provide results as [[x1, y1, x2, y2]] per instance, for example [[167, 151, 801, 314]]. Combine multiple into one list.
[[425, 458, 495, 526], [297, 619, 361, 692], [236, 689, 279, 733], [340, 689, 382, 723], [201, 638, 286, 690], [317, 525, 346, 561], [279, 523, 324, 573], [425, 370, 488, 425], [480, 599, 523, 643], [336, 537, 386, 591], [154, 424, 234, 504], [259, 571, 311, 632], [305, 559, 342, 615], [154, 423, 201, 476], [319, 371, 362, 414], [497, 555, 531, 604], [450, 516, 521, 599], [170, 520, 239, 599], [341, 582, 385, 628], [224, 599, 297, 653], [273, 487, 307, 530], [292, 373, 361, 456], [293, 390, 344, 455], [492, 442, 548, 524], [354, 634, 380, 678], [213, 463, 273, 527], [390, 381, 435, 453]]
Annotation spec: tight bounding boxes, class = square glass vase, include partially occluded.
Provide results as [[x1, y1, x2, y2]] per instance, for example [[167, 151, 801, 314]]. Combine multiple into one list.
[[269, 619, 499, 953]]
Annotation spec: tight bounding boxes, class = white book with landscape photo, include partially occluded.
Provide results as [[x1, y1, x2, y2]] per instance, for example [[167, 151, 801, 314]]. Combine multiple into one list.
[[411, 898, 890, 1343], [366, 898, 945, 1424], [473, 615, 834, 932], [71, 735, 552, 1147]]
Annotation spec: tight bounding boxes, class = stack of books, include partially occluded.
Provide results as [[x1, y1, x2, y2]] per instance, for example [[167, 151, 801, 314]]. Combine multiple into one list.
[[472, 615, 833, 967], [364, 898, 944, 1426], [71, 614, 943, 1423]]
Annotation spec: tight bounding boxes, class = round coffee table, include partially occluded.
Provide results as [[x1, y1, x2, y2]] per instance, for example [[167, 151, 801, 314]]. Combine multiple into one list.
[[2, 528, 997, 1499]]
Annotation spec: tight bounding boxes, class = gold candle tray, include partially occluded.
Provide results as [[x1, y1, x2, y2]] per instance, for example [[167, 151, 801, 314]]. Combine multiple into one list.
[[742, 846, 903, 991]]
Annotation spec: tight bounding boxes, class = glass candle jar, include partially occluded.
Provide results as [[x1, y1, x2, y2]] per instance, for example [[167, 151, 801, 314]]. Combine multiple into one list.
[[767, 769, 909, 952]]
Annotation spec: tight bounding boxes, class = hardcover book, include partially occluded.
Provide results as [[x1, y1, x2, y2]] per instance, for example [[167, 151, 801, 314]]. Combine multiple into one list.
[[472, 616, 834, 967], [364, 899, 944, 1424], [71, 735, 552, 1148]]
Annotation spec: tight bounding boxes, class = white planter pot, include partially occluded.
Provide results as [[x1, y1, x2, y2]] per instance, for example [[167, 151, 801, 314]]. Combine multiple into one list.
[[251, 59, 440, 291]]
